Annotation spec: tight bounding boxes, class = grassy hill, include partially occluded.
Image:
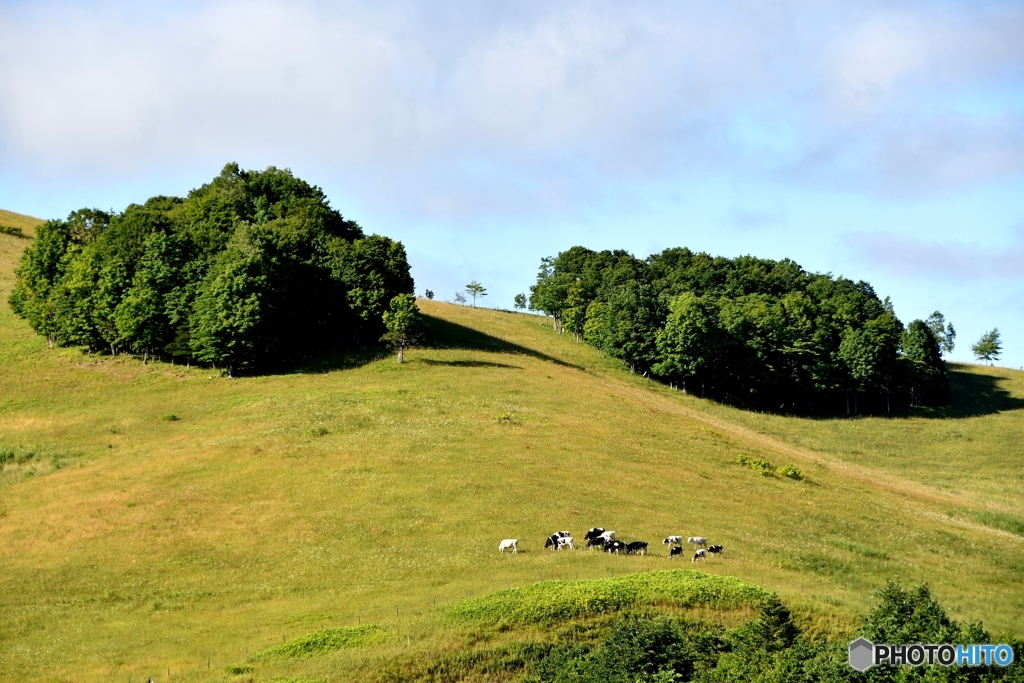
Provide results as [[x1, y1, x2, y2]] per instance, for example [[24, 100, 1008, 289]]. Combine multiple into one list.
[[1, 218, 1023, 682]]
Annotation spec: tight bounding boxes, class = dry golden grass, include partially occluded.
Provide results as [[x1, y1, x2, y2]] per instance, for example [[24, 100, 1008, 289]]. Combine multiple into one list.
[[0, 221, 1022, 682]]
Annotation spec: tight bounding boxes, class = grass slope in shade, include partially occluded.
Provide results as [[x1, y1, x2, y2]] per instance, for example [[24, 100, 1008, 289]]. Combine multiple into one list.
[[447, 570, 771, 625], [1, 215, 1024, 681]]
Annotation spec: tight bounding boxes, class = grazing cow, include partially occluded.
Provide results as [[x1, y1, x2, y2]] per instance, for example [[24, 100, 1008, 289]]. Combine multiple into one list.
[[499, 539, 518, 554], [692, 549, 708, 562], [553, 536, 575, 551], [687, 536, 708, 549], [626, 541, 648, 556], [587, 536, 607, 550], [663, 535, 683, 545], [584, 528, 605, 541], [599, 530, 616, 543], [707, 544, 724, 556], [669, 545, 683, 559], [605, 540, 627, 554]]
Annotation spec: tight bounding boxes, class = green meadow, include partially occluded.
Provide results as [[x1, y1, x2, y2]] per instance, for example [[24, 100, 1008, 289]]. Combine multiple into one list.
[[1, 212, 1022, 682]]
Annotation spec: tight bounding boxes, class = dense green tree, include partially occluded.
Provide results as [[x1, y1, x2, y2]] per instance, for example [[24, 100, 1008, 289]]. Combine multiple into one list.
[[652, 292, 722, 395], [972, 328, 1002, 364], [380, 293, 422, 363], [838, 312, 903, 413], [513, 292, 527, 309], [901, 320, 948, 406], [189, 225, 270, 376]]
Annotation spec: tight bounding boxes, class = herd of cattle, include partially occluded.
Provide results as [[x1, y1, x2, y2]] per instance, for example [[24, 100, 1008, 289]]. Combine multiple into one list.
[[498, 528, 724, 562]]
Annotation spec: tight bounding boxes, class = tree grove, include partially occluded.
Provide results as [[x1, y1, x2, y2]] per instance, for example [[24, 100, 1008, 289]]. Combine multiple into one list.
[[9, 163, 414, 375], [529, 246, 947, 413]]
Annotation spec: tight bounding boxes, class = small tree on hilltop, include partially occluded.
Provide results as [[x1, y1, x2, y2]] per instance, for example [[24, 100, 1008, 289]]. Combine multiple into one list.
[[381, 293, 422, 364], [465, 280, 486, 308], [971, 328, 1002, 364], [513, 293, 527, 310], [454, 291, 467, 305], [424, 289, 434, 300]]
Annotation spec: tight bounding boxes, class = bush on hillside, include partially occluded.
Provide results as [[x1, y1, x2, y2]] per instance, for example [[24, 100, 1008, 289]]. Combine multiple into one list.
[[0, 225, 28, 238], [9, 164, 413, 375]]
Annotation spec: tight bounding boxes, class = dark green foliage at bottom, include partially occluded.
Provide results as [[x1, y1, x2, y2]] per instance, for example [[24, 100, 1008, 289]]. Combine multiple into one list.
[[524, 586, 1023, 683]]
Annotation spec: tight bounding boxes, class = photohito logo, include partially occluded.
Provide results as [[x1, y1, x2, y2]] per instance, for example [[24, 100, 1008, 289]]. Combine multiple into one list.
[[848, 638, 1015, 671]]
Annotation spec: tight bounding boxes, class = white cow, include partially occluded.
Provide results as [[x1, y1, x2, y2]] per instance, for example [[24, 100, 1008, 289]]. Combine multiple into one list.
[[599, 530, 616, 542], [499, 539, 518, 554], [687, 536, 708, 548]]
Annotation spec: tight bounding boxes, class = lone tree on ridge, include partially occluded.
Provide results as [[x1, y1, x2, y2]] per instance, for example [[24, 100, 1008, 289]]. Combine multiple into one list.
[[465, 281, 487, 307], [971, 328, 1002, 364]]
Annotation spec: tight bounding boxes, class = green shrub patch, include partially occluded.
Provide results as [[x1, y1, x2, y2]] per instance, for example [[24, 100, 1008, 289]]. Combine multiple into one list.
[[446, 570, 771, 626], [254, 625, 386, 659]]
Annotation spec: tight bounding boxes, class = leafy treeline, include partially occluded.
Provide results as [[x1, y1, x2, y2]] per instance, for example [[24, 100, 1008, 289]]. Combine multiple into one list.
[[9, 164, 413, 374], [527, 583, 1022, 682], [529, 247, 947, 413]]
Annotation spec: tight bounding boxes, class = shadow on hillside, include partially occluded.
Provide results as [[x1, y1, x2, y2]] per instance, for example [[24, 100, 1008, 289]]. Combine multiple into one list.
[[923, 365, 1024, 418], [419, 358, 522, 370], [288, 345, 393, 375], [420, 314, 583, 370]]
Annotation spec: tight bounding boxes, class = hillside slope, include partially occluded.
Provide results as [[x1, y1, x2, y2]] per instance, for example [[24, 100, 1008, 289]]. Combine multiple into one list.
[[1, 225, 1023, 681]]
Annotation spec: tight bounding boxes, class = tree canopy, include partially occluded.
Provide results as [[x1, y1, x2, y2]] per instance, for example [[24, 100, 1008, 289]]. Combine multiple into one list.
[[10, 163, 414, 375], [381, 293, 423, 363], [972, 328, 1002, 364], [530, 246, 947, 413]]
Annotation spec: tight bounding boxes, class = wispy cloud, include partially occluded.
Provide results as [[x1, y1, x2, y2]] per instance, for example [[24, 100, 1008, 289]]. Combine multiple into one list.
[[849, 229, 1024, 280]]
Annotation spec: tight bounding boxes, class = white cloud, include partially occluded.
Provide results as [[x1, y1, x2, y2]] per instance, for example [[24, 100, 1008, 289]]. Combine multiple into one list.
[[0, 0, 1022, 216]]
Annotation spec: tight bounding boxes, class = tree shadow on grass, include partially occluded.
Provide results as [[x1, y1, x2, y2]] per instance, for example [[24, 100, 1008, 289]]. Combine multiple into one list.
[[420, 313, 583, 370], [920, 365, 1024, 418], [418, 358, 522, 370], [285, 345, 393, 375], [272, 313, 580, 376]]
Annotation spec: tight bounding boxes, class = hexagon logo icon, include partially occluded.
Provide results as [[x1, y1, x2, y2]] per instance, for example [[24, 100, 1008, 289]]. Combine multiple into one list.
[[849, 637, 875, 671]]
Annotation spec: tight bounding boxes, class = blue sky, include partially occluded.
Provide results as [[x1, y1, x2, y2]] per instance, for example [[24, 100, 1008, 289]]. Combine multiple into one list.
[[1, 0, 1023, 366]]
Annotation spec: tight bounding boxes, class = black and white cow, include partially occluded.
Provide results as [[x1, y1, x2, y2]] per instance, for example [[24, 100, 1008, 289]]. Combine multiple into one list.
[[663, 535, 683, 545], [669, 545, 683, 559], [605, 540, 627, 554], [587, 536, 607, 550], [692, 549, 708, 562], [544, 531, 572, 549], [555, 536, 575, 551], [584, 528, 605, 541], [707, 544, 724, 556], [626, 541, 648, 556]]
